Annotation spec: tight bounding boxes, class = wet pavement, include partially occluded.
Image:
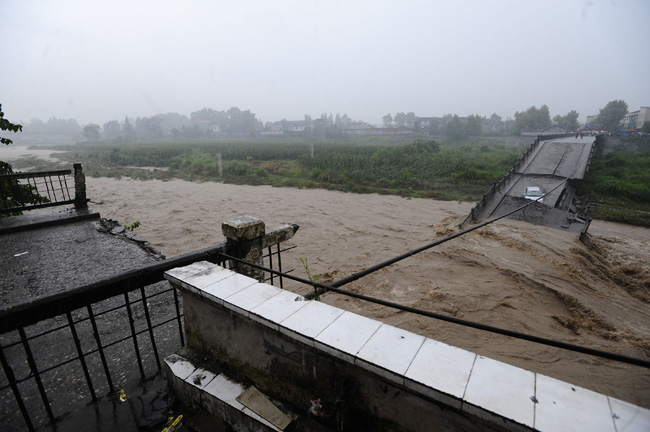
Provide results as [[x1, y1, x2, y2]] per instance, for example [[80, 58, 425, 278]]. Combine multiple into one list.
[[0, 207, 189, 431], [0, 208, 164, 307]]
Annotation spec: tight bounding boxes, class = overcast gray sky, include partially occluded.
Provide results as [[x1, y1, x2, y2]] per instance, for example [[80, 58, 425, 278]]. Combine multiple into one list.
[[2, 0, 648, 126]]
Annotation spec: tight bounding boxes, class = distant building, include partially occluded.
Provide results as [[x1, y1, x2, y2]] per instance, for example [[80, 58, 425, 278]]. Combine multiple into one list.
[[342, 125, 413, 135], [415, 116, 481, 134], [584, 115, 600, 130], [620, 107, 650, 130], [193, 120, 220, 133], [267, 120, 308, 133], [341, 123, 370, 135], [414, 117, 438, 132]]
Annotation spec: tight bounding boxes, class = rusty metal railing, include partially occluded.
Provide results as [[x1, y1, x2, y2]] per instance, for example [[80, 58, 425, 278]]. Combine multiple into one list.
[[0, 163, 88, 215]]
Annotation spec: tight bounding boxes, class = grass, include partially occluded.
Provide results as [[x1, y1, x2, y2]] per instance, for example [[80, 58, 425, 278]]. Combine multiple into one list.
[[42, 137, 524, 203], [581, 139, 650, 227]]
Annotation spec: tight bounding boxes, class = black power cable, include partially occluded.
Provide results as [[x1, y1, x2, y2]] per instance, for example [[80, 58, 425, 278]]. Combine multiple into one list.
[[219, 137, 650, 368], [219, 250, 650, 369]]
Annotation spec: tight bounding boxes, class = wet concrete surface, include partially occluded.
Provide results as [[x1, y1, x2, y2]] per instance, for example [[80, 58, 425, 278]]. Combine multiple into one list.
[[0, 208, 187, 431], [0, 209, 163, 307]]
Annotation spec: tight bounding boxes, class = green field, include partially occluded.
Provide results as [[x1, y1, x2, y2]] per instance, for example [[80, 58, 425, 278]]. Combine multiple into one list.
[[9, 135, 650, 227], [44, 136, 523, 202], [581, 137, 650, 227]]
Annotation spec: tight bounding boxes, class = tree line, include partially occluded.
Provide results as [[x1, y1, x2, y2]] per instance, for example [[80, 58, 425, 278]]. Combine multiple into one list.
[[11, 99, 645, 144]]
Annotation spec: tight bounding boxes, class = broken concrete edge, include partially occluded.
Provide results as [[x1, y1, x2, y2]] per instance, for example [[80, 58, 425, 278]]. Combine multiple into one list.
[[261, 224, 299, 248], [97, 217, 166, 260], [164, 352, 296, 432], [0, 207, 100, 235]]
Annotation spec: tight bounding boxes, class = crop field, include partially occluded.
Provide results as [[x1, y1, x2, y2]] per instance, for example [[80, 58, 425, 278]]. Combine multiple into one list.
[[11, 135, 650, 227], [43, 137, 522, 201]]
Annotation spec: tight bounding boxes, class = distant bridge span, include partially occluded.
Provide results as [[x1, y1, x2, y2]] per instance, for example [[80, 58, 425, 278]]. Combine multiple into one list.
[[465, 135, 599, 232]]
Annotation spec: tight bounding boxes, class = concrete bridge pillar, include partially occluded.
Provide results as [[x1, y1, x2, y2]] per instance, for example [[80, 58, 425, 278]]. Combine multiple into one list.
[[222, 216, 266, 281], [221, 216, 299, 282]]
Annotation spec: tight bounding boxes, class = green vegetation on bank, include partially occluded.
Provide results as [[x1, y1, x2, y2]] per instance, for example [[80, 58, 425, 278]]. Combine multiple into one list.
[[11, 136, 650, 227], [582, 138, 650, 227], [48, 137, 523, 201]]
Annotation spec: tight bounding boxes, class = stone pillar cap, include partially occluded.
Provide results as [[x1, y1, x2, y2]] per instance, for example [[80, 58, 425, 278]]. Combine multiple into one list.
[[222, 216, 265, 241]]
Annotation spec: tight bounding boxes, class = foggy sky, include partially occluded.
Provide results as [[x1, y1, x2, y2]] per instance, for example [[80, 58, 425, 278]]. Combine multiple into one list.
[[2, 0, 649, 126]]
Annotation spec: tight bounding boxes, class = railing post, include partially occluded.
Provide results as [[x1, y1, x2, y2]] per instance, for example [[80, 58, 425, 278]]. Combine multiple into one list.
[[222, 216, 266, 281], [73, 163, 87, 209]]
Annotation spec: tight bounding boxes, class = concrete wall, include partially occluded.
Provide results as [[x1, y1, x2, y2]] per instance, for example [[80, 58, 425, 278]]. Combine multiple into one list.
[[164, 261, 650, 432]]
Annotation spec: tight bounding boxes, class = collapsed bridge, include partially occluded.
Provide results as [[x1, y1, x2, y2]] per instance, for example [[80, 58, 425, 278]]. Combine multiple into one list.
[[463, 134, 600, 232]]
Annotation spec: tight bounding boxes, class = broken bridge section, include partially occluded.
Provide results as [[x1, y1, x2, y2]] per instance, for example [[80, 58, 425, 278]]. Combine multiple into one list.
[[464, 134, 601, 232]]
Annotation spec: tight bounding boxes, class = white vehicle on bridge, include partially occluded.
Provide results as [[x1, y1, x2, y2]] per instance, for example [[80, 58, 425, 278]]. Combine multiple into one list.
[[524, 186, 544, 203]]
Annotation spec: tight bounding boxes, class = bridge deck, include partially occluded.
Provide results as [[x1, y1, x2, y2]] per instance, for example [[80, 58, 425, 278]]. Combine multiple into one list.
[[474, 136, 595, 223]]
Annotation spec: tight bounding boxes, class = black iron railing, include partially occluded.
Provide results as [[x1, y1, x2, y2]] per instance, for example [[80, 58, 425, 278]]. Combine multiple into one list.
[[264, 243, 296, 288], [0, 164, 88, 215], [0, 240, 294, 431]]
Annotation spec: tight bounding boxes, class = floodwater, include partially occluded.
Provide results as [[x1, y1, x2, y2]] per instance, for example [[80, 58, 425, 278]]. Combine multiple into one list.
[[3, 146, 650, 409], [84, 176, 650, 409]]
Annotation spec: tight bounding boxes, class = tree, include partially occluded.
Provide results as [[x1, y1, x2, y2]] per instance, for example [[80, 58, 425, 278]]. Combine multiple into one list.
[[156, 113, 190, 133], [382, 113, 393, 128], [564, 110, 580, 131], [597, 100, 628, 132], [485, 113, 503, 134], [538, 105, 551, 128], [82, 124, 101, 141], [141, 116, 164, 138], [394, 112, 406, 127], [122, 116, 135, 142], [45, 117, 81, 134], [405, 112, 417, 128], [1, 104, 22, 145], [445, 115, 466, 141], [552, 110, 580, 131], [466, 114, 483, 136], [303, 114, 313, 135], [103, 120, 121, 138], [225, 107, 258, 132], [642, 121, 650, 134], [190, 108, 222, 123], [1, 104, 47, 215], [511, 105, 552, 135]]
